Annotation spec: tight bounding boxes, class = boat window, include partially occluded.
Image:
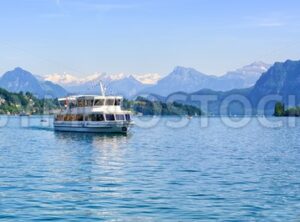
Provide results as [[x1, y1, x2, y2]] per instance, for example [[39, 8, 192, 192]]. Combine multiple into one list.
[[115, 114, 125, 121], [96, 114, 104, 121], [105, 99, 115, 106], [85, 100, 94, 107], [86, 115, 92, 121], [55, 114, 64, 121], [94, 99, 104, 106], [105, 114, 115, 121], [76, 114, 84, 121], [64, 114, 71, 121], [77, 99, 84, 107], [125, 114, 131, 121], [88, 114, 104, 121], [59, 101, 65, 107], [115, 99, 121, 106], [69, 101, 76, 109]]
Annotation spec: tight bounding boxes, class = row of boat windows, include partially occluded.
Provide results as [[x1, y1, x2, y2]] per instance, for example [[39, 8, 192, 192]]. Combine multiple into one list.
[[55, 114, 131, 122], [60, 99, 122, 108]]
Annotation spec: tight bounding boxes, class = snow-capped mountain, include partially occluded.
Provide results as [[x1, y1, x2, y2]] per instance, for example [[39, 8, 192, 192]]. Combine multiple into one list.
[[0, 67, 68, 98], [45, 73, 148, 98], [44, 73, 80, 85], [219, 61, 271, 89], [44, 72, 158, 98], [134, 73, 161, 84], [45, 72, 161, 85]]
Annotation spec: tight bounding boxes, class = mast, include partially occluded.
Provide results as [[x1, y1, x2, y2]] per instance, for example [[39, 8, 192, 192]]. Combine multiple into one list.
[[100, 81, 106, 96]]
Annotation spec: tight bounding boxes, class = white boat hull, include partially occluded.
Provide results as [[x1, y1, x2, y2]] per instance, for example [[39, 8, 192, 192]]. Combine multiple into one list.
[[54, 121, 131, 133]]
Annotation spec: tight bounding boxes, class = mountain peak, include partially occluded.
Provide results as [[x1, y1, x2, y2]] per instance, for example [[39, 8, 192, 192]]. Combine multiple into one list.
[[171, 66, 208, 78], [249, 61, 269, 67], [272, 59, 300, 69], [11, 67, 34, 75], [173, 66, 195, 73], [283, 59, 300, 66], [13, 67, 24, 71], [241, 61, 271, 71], [118, 75, 140, 83], [11, 67, 31, 74]]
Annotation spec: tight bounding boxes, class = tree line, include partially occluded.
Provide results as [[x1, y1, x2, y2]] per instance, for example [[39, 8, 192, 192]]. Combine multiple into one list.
[[0, 88, 203, 116], [274, 102, 300, 117], [0, 88, 59, 115]]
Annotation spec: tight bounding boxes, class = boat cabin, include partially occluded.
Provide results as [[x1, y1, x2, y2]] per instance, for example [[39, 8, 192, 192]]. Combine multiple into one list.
[[55, 95, 131, 122], [54, 113, 131, 122]]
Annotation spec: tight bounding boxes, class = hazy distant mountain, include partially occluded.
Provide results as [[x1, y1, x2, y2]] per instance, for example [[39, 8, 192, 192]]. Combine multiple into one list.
[[219, 61, 271, 90], [143, 62, 270, 96], [106, 75, 147, 98], [144, 66, 219, 96], [40, 81, 69, 98], [0, 67, 68, 98]]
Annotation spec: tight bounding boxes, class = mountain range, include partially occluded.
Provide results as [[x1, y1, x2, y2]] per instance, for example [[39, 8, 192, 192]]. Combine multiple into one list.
[[163, 60, 300, 115], [0, 60, 299, 115], [144, 62, 270, 96], [0, 62, 268, 99], [43, 61, 269, 97]]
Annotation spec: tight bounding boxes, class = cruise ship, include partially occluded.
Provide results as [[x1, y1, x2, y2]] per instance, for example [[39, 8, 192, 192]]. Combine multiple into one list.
[[54, 84, 132, 133]]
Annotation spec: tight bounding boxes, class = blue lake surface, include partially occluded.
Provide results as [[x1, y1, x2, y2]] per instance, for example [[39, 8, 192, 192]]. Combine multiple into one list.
[[1, 116, 300, 221]]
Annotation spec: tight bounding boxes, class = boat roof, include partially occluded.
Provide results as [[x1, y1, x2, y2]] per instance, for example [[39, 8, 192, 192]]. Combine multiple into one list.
[[58, 95, 123, 101]]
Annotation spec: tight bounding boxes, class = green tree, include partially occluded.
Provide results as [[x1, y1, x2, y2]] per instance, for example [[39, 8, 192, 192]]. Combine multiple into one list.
[[274, 102, 285, 116]]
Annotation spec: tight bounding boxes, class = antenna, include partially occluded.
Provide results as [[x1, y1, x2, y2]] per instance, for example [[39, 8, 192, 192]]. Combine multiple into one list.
[[100, 81, 106, 96]]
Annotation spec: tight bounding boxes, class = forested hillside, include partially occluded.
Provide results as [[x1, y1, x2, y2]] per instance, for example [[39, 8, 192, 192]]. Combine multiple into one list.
[[0, 88, 59, 114]]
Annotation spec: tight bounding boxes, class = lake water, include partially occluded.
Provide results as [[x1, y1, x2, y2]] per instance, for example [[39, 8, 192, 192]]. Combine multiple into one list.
[[1, 116, 300, 221]]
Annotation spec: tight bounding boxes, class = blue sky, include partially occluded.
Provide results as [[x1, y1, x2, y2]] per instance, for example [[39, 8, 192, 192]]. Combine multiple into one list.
[[1, 0, 300, 77]]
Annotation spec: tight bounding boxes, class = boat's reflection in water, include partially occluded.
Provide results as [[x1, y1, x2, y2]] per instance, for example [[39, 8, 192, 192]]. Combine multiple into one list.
[[53, 131, 132, 173], [51, 131, 133, 215], [54, 131, 131, 147]]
